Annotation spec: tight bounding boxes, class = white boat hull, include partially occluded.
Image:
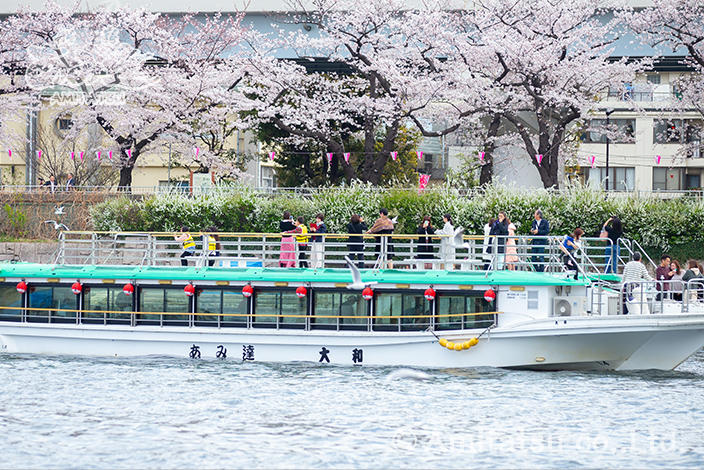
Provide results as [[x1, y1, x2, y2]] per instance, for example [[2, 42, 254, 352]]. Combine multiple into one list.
[[1, 314, 703, 371]]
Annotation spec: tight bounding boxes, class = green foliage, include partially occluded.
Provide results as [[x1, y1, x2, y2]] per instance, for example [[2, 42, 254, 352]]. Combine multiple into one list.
[[90, 183, 704, 258], [3, 204, 27, 237]]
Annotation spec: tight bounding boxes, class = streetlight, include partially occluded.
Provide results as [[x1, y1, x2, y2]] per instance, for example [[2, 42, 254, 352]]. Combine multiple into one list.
[[605, 108, 615, 191]]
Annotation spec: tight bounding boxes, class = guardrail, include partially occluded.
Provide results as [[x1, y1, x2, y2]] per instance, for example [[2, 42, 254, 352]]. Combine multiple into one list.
[[618, 279, 704, 315], [55, 231, 624, 275]]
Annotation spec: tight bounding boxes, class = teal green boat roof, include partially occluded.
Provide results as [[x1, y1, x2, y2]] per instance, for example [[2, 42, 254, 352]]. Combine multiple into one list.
[[0, 262, 591, 287]]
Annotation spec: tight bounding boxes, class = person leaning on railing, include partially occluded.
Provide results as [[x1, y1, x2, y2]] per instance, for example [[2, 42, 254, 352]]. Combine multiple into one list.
[[682, 260, 704, 300], [174, 226, 196, 267], [530, 210, 550, 272], [601, 216, 622, 274], [559, 228, 584, 280]]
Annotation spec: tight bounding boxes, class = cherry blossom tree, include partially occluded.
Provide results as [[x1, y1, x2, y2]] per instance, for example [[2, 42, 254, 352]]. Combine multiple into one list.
[[628, 0, 704, 117], [13, 3, 253, 189]]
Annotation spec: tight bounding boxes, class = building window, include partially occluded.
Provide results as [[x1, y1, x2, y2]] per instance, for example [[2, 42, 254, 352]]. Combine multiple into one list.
[[653, 168, 668, 191], [686, 174, 701, 190], [57, 118, 73, 130], [654, 120, 702, 144], [587, 167, 635, 191], [583, 119, 635, 144], [646, 74, 661, 85]]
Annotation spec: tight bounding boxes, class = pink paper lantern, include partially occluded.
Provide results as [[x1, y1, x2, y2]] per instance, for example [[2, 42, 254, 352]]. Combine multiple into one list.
[[655, 155, 661, 165], [390, 151, 398, 161], [269, 151, 275, 161], [108, 150, 113, 160], [344, 152, 350, 163], [535, 154, 543, 167], [37, 150, 42, 160], [125, 149, 132, 160], [589, 155, 596, 168], [79, 151, 84, 162], [478, 151, 485, 162], [70, 152, 75, 160], [7, 149, 11, 158], [326, 152, 333, 163], [416, 151, 423, 161], [194, 147, 200, 159], [96, 150, 101, 161]]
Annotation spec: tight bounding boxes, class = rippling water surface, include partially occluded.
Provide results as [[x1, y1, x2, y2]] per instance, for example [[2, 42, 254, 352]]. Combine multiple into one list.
[[1, 350, 703, 468]]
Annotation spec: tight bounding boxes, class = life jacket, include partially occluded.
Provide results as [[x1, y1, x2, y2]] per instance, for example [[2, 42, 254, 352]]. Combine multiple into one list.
[[207, 235, 217, 252], [296, 225, 309, 244], [182, 233, 195, 250]]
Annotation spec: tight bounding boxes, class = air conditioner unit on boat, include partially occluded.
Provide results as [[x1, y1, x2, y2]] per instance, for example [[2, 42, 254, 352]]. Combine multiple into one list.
[[552, 296, 586, 317]]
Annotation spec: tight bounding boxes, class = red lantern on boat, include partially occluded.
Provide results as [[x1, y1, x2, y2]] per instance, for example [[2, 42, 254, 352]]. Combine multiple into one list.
[[122, 283, 134, 296], [296, 286, 307, 298], [184, 283, 195, 297], [242, 284, 254, 298], [16, 281, 27, 294], [424, 288, 436, 301], [362, 287, 374, 300], [71, 282, 82, 295], [484, 288, 496, 303]]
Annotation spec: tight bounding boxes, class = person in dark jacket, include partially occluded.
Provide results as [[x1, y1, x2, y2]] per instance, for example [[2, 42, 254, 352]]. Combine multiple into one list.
[[489, 211, 509, 269], [347, 214, 367, 268], [530, 209, 550, 272], [279, 211, 296, 268], [416, 215, 436, 270]]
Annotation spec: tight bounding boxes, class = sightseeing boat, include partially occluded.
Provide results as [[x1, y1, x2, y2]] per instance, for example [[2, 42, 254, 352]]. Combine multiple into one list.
[[0, 231, 702, 370]]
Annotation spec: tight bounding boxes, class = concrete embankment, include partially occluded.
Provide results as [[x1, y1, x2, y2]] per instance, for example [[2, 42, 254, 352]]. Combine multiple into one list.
[[0, 242, 58, 263]]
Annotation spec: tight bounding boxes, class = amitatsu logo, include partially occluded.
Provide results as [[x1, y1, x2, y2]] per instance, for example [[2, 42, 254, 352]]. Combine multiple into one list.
[[25, 24, 160, 104]]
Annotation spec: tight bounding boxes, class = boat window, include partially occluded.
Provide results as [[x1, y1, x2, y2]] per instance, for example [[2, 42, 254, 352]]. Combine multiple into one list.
[[374, 292, 431, 331], [28, 286, 77, 323], [83, 287, 132, 324], [436, 293, 493, 330], [0, 285, 23, 321], [253, 290, 306, 329], [313, 290, 366, 330], [195, 289, 248, 327], [138, 288, 190, 325]]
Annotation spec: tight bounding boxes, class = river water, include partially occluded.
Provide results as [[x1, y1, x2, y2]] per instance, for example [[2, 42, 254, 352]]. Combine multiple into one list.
[[1, 350, 703, 468]]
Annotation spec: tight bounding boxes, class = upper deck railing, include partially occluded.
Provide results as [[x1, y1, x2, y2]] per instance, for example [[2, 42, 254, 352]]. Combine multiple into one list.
[[53, 230, 633, 276]]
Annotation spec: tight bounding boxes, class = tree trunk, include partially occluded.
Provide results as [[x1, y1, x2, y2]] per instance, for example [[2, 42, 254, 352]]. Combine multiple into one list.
[[480, 114, 502, 186], [117, 166, 133, 192]]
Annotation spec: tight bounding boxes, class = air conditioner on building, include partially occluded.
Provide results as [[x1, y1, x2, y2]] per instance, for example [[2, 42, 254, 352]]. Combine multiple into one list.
[[552, 296, 586, 317]]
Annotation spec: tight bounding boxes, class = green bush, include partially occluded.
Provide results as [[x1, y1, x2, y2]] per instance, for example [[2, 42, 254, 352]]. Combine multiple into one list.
[[89, 184, 704, 256]]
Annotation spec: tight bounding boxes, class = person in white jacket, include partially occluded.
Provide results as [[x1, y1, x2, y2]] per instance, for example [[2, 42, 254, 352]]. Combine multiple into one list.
[[622, 252, 653, 314], [436, 214, 456, 270]]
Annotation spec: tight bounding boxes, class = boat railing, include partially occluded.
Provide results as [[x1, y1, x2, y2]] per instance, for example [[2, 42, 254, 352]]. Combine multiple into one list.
[[0, 304, 500, 333], [54, 231, 624, 274], [618, 279, 704, 315]]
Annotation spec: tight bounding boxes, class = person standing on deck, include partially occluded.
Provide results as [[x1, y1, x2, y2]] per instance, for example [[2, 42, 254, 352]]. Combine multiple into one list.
[[435, 214, 456, 270], [367, 208, 395, 269], [174, 226, 196, 267], [621, 252, 653, 314], [284, 216, 309, 268], [309, 213, 327, 269], [347, 214, 367, 269], [205, 226, 221, 267], [416, 216, 436, 270], [560, 228, 584, 280], [655, 254, 672, 301], [65, 173, 75, 191], [601, 216, 623, 273], [279, 211, 296, 268], [530, 210, 549, 272], [482, 217, 495, 270], [489, 212, 509, 270]]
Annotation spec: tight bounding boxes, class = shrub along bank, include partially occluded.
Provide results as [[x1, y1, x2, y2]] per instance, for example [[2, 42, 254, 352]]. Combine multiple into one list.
[[90, 184, 704, 257]]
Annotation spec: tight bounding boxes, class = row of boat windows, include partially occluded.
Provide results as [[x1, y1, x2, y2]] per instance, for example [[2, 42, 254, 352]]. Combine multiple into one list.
[[0, 285, 494, 331]]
